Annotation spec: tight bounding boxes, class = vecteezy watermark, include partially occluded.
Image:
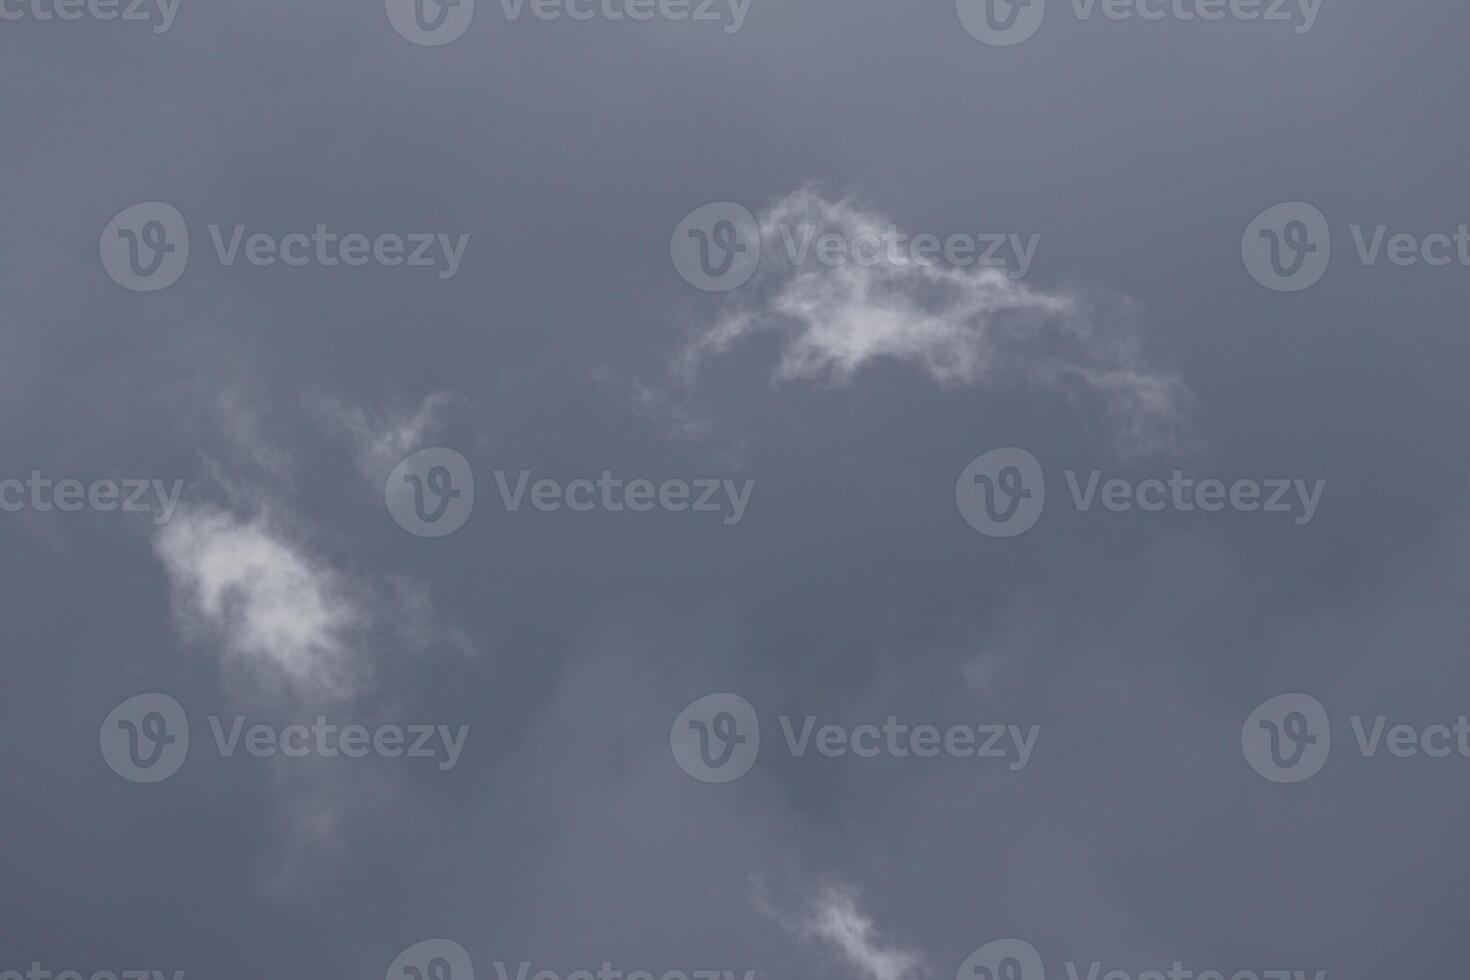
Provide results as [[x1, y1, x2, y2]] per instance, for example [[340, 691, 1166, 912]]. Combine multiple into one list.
[[384, 448, 757, 536], [957, 0, 1322, 46], [958, 939, 1325, 980], [1243, 201, 1470, 292], [101, 202, 470, 292], [1242, 692, 1470, 784], [0, 967, 185, 980], [388, 941, 475, 980], [671, 201, 1040, 292], [386, 942, 754, 980], [385, 0, 751, 46], [493, 964, 756, 980], [955, 448, 1326, 539], [0, 0, 182, 32], [385, 0, 477, 45], [0, 473, 184, 525], [671, 693, 1039, 783], [491, 470, 756, 525], [100, 694, 470, 783], [386, 448, 476, 538]]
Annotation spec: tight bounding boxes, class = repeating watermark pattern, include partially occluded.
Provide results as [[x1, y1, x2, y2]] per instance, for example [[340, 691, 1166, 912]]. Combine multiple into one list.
[[384, 449, 757, 536], [0, 473, 184, 525], [1243, 692, 1470, 784], [386, 448, 476, 538], [957, 940, 1048, 980], [492, 470, 756, 525], [100, 203, 190, 292], [956, 448, 1325, 538], [385, 942, 753, 980], [385, 0, 477, 45], [1241, 694, 1331, 784], [958, 938, 1325, 980], [101, 202, 470, 292], [493, 964, 755, 980], [958, 0, 1322, 46], [671, 203, 762, 292], [670, 693, 761, 783], [1243, 201, 1470, 291], [955, 448, 1047, 538], [386, 0, 751, 45], [672, 693, 1039, 783], [955, 0, 1047, 46], [672, 201, 1041, 291], [0, 968, 184, 980], [99, 694, 191, 784], [0, 0, 182, 32], [1241, 202, 1331, 292], [388, 941, 475, 980], [101, 694, 470, 783]]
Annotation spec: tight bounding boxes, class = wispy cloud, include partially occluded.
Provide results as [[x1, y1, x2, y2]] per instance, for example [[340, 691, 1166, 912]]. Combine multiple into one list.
[[154, 504, 367, 696], [758, 880, 928, 980], [155, 388, 472, 699], [677, 184, 1189, 454]]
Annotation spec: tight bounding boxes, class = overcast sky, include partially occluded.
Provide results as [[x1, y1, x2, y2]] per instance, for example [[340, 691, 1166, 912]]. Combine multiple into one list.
[[4, 1, 1470, 979]]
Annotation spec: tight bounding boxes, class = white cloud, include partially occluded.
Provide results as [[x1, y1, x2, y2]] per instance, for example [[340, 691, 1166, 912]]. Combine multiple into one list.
[[154, 504, 366, 696], [679, 185, 1189, 454], [803, 887, 927, 980], [757, 882, 927, 980]]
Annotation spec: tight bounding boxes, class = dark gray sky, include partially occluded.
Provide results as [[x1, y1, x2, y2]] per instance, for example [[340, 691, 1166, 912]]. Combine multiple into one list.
[[4, 1, 1470, 979]]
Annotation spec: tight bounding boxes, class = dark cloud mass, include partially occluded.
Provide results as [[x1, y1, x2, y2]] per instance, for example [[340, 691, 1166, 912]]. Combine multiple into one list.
[[3, 3, 1470, 980]]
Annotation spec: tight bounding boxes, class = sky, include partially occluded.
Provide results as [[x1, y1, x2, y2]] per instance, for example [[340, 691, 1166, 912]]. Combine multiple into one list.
[[3, 1, 1470, 979]]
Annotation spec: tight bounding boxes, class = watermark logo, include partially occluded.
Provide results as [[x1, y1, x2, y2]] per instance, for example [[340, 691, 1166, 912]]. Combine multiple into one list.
[[1244, 203, 1470, 292], [100, 693, 190, 784], [1243, 693, 1470, 783], [673, 694, 1040, 783], [959, 0, 1321, 46], [0, 0, 182, 32], [1241, 693, 1330, 784], [503, 0, 751, 31], [386, 448, 476, 538], [671, 693, 761, 783], [956, 450, 1326, 538], [956, 448, 1046, 538], [388, 941, 476, 980], [672, 202, 761, 292], [1242, 202, 1331, 292], [101, 203, 471, 292], [0, 473, 185, 525], [101, 202, 190, 292], [957, 939, 1046, 980], [385, 451, 756, 536], [386, 0, 476, 46], [388, 0, 750, 43], [101, 697, 470, 782], [492, 470, 756, 525], [956, 0, 1046, 46], [958, 940, 1325, 980], [1252, 201, 1470, 289], [0, 967, 185, 980], [673, 202, 1041, 290]]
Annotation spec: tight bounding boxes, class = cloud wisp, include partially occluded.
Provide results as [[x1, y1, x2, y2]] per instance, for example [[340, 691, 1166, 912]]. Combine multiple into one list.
[[757, 881, 928, 980], [678, 185, 1189, 454], [154, 504, 368, 697]]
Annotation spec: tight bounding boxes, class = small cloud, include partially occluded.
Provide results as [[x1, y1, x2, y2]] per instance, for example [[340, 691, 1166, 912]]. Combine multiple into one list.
[[803, 887, 928, 980], [677, 184, 1189, 455], [758, 880, 928, 980], [154, 504, 366, 697]]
